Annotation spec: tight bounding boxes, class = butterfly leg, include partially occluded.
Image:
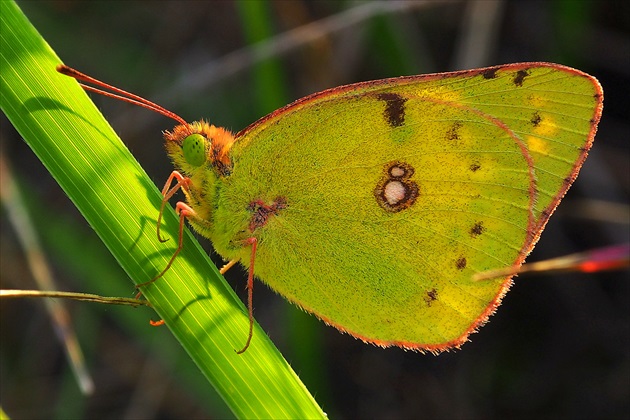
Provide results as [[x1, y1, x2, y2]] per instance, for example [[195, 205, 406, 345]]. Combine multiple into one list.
[[236, 237, 258, 354], [156, 171, 191, 242], [136, 201, 197, 289], [220, 259, 239, 274]]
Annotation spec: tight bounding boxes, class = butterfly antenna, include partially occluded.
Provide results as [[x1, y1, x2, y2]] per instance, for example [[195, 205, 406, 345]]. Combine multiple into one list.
[[56, 65, 189, 127]]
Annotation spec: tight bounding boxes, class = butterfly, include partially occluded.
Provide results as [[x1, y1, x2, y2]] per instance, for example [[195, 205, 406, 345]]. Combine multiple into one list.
[[58, 62, 603, 353]]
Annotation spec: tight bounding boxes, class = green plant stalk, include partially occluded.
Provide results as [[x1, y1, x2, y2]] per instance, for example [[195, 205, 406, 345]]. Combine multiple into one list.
[[0, 2, 325, 418]]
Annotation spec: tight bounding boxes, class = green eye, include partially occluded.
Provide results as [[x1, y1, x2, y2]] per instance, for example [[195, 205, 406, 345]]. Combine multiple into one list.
[[182, 134, 207, 167]]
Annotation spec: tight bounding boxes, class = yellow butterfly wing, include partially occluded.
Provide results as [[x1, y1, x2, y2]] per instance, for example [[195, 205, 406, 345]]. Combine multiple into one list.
[[208, 63, 602, 352]]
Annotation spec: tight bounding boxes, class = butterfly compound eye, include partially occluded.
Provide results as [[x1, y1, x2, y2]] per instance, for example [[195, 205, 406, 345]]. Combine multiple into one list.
[[182, 133, 208, 167]]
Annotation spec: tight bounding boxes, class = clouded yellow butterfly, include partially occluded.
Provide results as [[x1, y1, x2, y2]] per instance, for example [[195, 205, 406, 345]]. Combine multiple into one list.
[[58, 62, 603, 354]]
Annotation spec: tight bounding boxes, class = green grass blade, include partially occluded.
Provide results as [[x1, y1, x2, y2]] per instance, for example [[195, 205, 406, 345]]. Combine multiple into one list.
[[0, 2, 325, 418]]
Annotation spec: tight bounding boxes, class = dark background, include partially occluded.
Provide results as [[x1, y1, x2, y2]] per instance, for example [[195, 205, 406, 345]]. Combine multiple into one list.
[[2, 1, 628, 418]]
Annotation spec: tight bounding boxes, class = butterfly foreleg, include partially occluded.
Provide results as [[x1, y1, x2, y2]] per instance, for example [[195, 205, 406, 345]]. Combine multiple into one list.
[[157, 171, 191, 242]]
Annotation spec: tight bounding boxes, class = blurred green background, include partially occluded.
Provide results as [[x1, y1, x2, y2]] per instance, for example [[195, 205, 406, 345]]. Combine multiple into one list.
[[1, 1, 628, 418]]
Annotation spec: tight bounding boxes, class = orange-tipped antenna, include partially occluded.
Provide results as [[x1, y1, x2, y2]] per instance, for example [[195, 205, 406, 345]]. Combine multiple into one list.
[[56, 64, 189, 127]]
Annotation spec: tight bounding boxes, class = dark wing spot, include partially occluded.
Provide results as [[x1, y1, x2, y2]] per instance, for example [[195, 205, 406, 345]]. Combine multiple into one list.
[[446, 121, 463, 141], [513, 70, 530, 87], [469, 163, 481, 172], [248, 197, 287, 231], [424, 288, 438, 306], [530, 112, 542, 127], [376, 93, 407, 128], [456, 257, 467, 270], [273, 196, 288, 210], [470, 221, 485, 237], [482, 68, 499, 79]]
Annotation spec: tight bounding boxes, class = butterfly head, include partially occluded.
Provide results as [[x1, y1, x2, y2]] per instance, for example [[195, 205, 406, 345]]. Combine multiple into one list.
[[164, 120, 235, 177]]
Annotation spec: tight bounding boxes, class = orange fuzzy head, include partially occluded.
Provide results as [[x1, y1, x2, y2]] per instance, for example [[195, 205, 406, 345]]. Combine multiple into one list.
[[164, 120, 235, 177]]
